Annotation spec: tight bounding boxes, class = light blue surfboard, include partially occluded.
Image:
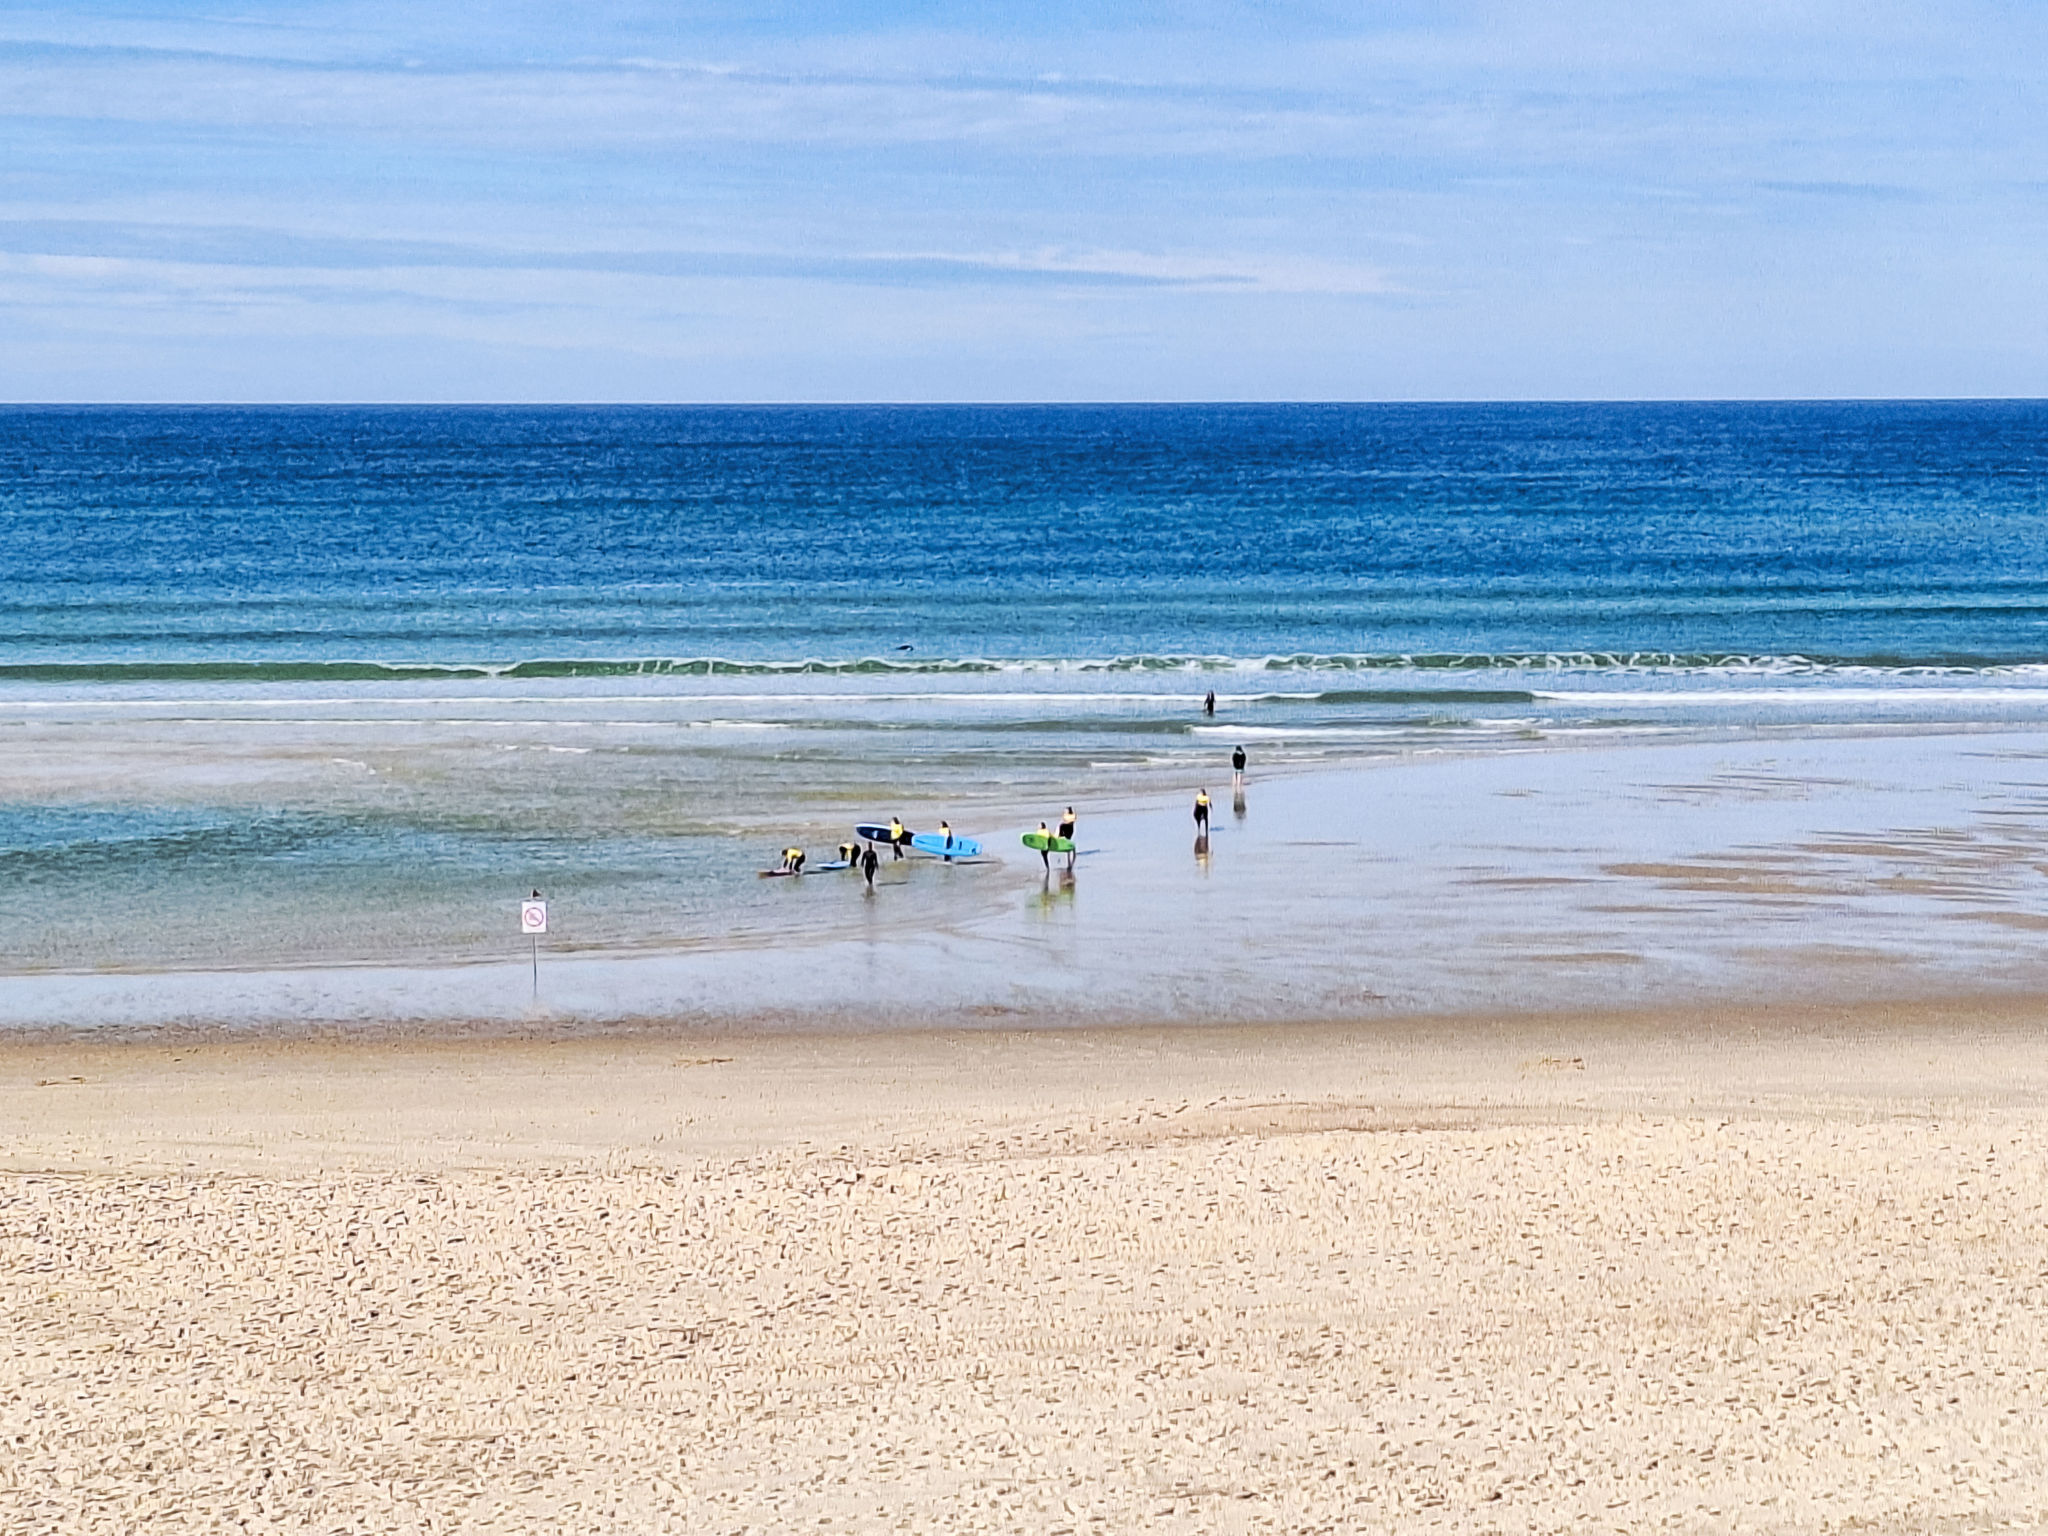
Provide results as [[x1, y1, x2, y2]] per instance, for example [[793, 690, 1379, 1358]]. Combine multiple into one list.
[[910, 831, 981, 859]]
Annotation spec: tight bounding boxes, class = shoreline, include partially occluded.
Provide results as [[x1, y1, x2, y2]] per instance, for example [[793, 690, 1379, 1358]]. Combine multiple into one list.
[[5, 981, 2048, 1052]]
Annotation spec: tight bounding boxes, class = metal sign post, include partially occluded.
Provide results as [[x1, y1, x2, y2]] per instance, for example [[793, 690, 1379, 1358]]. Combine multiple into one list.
[[520, 893, 548, 996]]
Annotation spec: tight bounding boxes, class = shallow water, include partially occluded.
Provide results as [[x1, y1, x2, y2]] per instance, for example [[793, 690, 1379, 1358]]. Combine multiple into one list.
[[10, 729, 2048, 1028], [4, 404, 2048, 1023]]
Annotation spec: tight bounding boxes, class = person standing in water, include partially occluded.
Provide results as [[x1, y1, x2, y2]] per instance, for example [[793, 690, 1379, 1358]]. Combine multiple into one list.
[[888, 815, 907, 859], [1193, 789, 1211, 830], [1057, 806, 1077, 870], [861, 844, 880, 886], [1203, 689, 1216, 717], [938, 819, 957, 859], [1232, 745, 1246, 787], [1034, 821, 1053, 871]]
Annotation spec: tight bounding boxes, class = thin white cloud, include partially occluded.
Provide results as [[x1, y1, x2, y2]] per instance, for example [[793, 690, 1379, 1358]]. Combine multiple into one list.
[[0, 0, 2044, 399]]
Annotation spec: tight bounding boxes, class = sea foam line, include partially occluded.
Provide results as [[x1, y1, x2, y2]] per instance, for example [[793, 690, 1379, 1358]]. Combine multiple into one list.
[[11, 650, 2048, 686]]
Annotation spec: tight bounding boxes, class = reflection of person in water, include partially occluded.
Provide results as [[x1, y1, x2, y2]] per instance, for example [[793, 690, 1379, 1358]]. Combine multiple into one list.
[[1034, 867, 1076, 911]]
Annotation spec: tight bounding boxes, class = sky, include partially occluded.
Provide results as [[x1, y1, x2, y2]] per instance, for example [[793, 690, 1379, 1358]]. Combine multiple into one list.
[[1, 0, 2044, 402]]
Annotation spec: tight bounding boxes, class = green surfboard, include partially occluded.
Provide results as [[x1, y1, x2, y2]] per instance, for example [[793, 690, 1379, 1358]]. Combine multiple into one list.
[[1022, 831, 1075, 853]]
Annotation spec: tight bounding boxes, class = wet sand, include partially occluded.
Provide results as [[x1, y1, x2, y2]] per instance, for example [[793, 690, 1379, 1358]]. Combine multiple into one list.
[[6, 998, 2048, 1533]]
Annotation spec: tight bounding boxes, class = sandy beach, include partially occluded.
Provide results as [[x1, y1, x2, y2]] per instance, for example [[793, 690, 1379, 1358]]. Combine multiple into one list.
[[6, 1000, 2048, 1533]]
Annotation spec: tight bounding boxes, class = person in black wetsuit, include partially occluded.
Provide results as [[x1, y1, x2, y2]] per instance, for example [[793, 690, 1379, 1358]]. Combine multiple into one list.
[[1034, 821, 1052, 871], [861, 844, 880, 886], [1193, 789, 1211, 830], [1203, 690, 1216, 717], [1057, 807, 1077, 869], [1232, 745, 1246, 786]]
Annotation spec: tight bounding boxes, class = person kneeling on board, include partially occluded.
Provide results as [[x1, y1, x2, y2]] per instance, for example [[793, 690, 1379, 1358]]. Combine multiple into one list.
[[780, 847, 806, 874], [839, 841, 861, 868]]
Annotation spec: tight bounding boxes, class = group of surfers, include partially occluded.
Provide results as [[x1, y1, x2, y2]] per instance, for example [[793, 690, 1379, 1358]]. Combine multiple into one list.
[[778, 815, 970, 886], [774, 742, 1248, 883]]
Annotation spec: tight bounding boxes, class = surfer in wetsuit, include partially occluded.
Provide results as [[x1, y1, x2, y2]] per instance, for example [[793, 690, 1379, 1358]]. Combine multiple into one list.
[[1203, 689, 1216, 717], [861, 844, 879, 886], [1232, 746, 1246, 786], [1034, 821, 1052, 870], [1193, 789, 1210, 830], [888, 816, 907, 859], [780, 847, 805, 874], [1057, 807, 1077, 869]]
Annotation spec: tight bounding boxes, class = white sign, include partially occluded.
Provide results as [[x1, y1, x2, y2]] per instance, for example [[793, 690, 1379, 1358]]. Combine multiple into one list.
[[520, 900, 549, 935]]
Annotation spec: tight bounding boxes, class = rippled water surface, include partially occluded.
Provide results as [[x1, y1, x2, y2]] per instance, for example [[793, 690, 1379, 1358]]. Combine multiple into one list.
[[3, 402, 2046, 1001]]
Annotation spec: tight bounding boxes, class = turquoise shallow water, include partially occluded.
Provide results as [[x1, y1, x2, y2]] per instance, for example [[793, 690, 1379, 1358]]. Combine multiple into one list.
[[2, 403, 2047, 1011]]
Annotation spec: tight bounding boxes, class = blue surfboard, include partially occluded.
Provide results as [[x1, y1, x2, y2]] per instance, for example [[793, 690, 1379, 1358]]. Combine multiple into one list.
[[910, 831, 981, 859]]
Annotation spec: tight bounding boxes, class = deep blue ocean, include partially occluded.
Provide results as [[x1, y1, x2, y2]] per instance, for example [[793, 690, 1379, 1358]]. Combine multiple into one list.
[[6, 400, 2048, 987], [5, 401, 2048, 673]]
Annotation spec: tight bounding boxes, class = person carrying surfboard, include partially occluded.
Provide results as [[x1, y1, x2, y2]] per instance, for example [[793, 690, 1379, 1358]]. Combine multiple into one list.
[[938, 820, 956, 859], [1034, 821, 1053, 870], [1057, 807, 1077, 869], [1194, 790, 1210, 830], [888, 816, 907, 859]]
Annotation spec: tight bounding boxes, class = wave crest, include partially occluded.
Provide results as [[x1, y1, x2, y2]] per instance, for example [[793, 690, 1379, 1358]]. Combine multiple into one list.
[[4, 650, 2048, 685]]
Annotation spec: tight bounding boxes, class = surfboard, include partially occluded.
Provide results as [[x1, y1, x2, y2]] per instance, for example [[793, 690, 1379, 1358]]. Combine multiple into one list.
[[855, 823, 912, 843], [757, 867, 804, 878], [1021, 831, 1075, 853], [910, 832, 981, 859], [812, 859, 855, 871]]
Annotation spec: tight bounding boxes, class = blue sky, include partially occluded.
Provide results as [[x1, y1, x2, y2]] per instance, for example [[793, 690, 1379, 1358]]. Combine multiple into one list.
[[2, 1, 2043, 401]]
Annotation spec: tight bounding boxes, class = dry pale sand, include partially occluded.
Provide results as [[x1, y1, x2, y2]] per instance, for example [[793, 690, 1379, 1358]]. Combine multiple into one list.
[[5, 1000, 2048, 1534]]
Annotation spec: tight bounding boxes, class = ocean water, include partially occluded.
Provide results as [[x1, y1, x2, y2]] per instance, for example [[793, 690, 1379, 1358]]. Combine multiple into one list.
[[4, 402, 2048, 1016]]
